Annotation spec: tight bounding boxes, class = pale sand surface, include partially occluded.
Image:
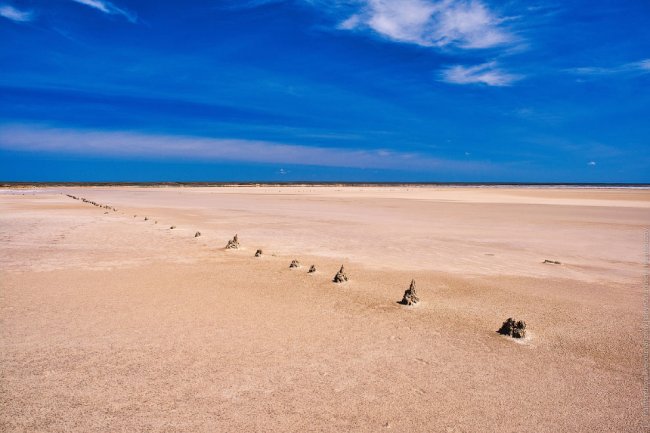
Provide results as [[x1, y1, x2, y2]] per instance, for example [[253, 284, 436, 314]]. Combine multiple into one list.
[[1, 186, 648, 432]]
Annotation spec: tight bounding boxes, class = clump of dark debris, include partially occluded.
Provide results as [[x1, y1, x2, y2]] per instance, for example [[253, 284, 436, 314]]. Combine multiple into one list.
[[333, 265, 348, 283], [225, 234, 240, 249], [400, 279, 420, 306], [498, 318, 527, 339]]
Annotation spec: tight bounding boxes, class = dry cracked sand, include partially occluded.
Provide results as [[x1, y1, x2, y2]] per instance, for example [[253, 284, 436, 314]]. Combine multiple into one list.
[[1, 186, 649, 432]]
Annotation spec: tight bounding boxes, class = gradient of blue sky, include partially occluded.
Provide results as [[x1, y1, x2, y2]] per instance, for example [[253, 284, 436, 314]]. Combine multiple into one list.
[[1, 0, 648, 182]]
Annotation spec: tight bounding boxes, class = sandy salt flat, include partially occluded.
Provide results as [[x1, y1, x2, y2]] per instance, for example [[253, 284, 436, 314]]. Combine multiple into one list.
[[1, 186, 649, 432]]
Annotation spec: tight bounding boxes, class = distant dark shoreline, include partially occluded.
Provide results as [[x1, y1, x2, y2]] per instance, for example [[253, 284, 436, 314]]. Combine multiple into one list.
[[2, 182, 649, 188]]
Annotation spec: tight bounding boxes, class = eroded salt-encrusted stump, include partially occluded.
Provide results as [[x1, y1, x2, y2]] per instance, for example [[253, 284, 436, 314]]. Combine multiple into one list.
[[289, 259, 300, 268], [400, 279, 420, 305], [195, 231, 201, 237], [170, 225, 176, 229], [144, 217, 149, 221], [333, 265, 348, 283], [498, 318, 527, 338], [255, 249, 263, 257], [308, 265, 316, 273], [225, 234, 240, 249]]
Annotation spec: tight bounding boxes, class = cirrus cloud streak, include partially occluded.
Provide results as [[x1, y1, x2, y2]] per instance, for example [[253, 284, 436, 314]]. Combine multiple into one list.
[[0, 124, 490, 173], [0, 4, 33, 22], [439, 61, 521, 86], [568, 59, 650, 77], [70, 0, 137, 23]]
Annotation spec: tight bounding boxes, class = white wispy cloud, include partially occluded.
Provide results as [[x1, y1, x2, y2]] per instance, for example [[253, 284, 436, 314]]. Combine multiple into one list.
[[568, 59, 650, 76], [70, 0, 137, 23], [0, 4, 34, 22], [0, 124, 489, 173], [439, 61, 521, 86], [338, 0, 514, 49], [328, 1, 523, 86]]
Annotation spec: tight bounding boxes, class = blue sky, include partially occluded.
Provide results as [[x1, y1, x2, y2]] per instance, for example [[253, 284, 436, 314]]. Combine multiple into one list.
[[1, 0, 649, 182]]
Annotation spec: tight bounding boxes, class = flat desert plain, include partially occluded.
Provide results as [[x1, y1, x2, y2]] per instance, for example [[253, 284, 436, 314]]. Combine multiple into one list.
[[1, 186, 649, 432]]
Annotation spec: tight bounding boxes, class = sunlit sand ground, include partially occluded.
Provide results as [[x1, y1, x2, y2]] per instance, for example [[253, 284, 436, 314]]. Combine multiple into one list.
[[1, 186, 648, 432]]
